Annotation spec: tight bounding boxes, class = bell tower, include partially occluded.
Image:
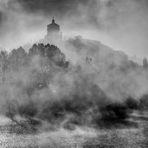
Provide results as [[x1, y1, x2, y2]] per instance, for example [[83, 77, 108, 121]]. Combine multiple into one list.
[[47, 17, 60, 34], [44, 17, 62, 45]]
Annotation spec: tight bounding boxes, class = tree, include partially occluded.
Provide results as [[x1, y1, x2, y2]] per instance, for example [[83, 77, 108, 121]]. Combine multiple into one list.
[[143, 58, 148, 68], [0, 51, 8, 83]]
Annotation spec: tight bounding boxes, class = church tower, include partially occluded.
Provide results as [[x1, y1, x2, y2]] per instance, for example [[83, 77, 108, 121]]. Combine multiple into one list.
[[47, 17, 60, 33], [44, 18, 62, 45]]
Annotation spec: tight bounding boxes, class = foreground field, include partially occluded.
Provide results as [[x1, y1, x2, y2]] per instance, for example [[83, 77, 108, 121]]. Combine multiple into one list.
[[0, 111, 147, 148]]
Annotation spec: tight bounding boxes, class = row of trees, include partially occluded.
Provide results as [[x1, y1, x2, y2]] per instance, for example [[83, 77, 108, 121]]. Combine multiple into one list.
[[0, 44, 69, 83], [1, 43, 70, 133]]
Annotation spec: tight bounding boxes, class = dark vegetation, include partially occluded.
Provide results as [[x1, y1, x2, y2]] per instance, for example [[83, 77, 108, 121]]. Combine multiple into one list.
[[0, 43, 147, 134]]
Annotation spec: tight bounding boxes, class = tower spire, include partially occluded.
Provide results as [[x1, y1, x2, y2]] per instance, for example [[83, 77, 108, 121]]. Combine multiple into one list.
[[52, 17, 55, 24]]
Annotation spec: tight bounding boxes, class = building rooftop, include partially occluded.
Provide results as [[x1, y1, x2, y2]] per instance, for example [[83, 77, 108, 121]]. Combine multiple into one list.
[[47, 18, 60, 32]]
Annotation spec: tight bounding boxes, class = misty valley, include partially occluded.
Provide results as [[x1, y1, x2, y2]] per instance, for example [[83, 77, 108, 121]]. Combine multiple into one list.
[[0, 36, 147, 147], [0, 1, 148, 146]]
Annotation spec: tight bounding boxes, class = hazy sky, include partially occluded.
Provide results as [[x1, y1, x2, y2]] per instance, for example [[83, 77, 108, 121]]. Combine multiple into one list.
[[0, 0, 148, 59]]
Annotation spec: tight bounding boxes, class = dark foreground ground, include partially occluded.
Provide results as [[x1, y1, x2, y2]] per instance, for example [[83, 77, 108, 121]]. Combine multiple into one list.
[[0, 111, 147, 148]]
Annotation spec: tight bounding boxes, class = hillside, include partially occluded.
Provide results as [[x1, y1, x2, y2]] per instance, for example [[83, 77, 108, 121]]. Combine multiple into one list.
[[0, 37, 147, 147]]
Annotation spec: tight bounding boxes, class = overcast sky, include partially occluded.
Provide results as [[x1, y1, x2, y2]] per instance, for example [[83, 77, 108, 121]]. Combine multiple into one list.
[[0, 0, 148, 59]]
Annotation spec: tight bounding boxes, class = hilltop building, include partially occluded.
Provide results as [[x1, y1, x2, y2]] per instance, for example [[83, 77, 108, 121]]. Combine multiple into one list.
[[44, 18, 62, 45]]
